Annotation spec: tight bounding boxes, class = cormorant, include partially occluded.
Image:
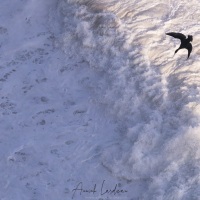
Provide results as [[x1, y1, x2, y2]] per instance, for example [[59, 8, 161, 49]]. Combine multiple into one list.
[[166, 32, 193, 59]]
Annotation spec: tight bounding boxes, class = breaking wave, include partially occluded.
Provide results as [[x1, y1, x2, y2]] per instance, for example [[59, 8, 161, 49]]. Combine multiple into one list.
[[58, 0, 200, 198]]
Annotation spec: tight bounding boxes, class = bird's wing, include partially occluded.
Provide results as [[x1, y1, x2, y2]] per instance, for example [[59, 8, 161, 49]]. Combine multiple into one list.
[[186, 43, 192, 59], [166, 32, 186, 41]]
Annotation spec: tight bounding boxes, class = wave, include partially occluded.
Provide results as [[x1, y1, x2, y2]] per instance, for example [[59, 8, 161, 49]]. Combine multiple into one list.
[[58, 0, 200, 198]]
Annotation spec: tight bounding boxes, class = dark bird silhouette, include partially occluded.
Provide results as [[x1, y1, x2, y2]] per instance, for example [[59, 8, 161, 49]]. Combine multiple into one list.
[[166, 32, 193, 59]]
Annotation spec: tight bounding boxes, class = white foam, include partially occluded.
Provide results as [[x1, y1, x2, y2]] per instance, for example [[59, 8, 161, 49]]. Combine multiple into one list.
[[59, 0, 200, 199], [1, 0, 200, 199]]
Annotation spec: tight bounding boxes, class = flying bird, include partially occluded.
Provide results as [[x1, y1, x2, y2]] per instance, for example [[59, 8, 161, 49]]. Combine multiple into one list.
[[166, 32, 193, 59]]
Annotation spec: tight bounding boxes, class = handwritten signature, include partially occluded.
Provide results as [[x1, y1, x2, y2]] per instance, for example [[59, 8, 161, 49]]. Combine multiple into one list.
[[72, 180, 128, 199]]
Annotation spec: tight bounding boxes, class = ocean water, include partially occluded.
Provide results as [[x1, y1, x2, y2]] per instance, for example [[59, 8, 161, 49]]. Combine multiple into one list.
[[1, 0, 200, 199], [59, 0, 200, 199]]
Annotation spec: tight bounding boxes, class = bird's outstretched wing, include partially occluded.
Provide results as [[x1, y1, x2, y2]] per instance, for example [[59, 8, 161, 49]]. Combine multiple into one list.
[[166, 32, 186, 41], [186, 43, 192, 59]]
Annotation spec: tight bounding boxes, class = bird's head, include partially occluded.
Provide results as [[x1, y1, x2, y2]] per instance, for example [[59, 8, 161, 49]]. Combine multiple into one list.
[[188, 35, 193, 42]]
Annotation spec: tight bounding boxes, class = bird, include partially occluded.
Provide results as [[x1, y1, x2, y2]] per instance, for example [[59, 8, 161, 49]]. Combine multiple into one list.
[[166, 32, 193, 59]]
